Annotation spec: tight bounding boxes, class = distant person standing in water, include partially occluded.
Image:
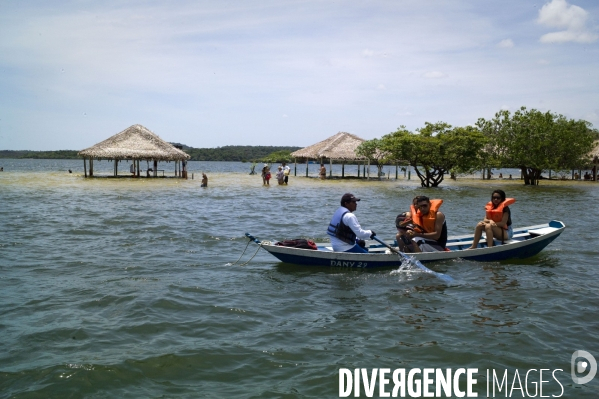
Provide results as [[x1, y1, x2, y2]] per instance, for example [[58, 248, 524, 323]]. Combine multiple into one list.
[[201, 173, 208, 187], [261, 164, 270, 186], [282, 162, 290, 185], [276, 166, 285, 185], [319, 164, 326, 180]]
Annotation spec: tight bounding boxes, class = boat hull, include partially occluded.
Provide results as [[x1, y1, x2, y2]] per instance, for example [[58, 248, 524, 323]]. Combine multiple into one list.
[[246, 220, 565, 268]]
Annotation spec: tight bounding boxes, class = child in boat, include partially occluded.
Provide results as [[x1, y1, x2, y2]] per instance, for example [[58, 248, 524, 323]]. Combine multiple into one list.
[[395, 197, 420, 252]]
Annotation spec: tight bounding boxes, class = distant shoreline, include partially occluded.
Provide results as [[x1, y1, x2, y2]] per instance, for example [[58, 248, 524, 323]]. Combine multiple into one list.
[[0, 145, 301, 162]]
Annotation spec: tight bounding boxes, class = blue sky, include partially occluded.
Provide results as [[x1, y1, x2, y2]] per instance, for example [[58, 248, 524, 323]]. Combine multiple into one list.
[[1, 0, 598, 150]]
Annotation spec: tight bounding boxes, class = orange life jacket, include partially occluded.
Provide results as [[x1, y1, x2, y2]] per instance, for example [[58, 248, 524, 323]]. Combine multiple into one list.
[[411, 199, 443, 233], [485, 198, 515, 228]]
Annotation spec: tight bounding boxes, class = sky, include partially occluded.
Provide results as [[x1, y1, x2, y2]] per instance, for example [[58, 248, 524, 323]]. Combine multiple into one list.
[[0, 0, 598, 150]]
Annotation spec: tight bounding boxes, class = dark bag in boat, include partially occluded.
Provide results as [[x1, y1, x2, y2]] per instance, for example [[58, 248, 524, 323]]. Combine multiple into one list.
[[275, 239, 318, 250], [395, 212, 406, 229], [395, 212, 424, 233], [396, 212, 414, 229]]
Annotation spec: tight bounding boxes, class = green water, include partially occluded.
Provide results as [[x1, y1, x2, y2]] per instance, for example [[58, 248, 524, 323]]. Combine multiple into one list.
[[1, 160, 598, 398]]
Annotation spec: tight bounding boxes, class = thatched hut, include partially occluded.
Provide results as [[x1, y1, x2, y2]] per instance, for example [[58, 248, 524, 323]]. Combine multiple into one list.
[[78, 124, 190, 178], [290, 132, 370, 178], [590, 140, 599, 181]]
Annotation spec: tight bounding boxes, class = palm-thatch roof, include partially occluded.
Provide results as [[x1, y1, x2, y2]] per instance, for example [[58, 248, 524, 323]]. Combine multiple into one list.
[[78, 124, 190, 161], [290, 132, 367, 161], [591, 140, 599, 162]]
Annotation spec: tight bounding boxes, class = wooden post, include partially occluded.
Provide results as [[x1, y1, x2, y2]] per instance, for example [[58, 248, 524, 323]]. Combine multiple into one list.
[[83, 158, 87, 177], [367, 160, 370, 179], [396, 164, 398, 179], [294, 158, 297, 176], [329, 158, 332, 178], [305, 159, 308, 177], [154, 160, 158, 177], [90, 159, 94, 177], [342, 162, 345, 178]]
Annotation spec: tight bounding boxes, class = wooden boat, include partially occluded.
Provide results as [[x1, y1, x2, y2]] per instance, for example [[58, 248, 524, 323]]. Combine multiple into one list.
[[245, 220, 565, 268]]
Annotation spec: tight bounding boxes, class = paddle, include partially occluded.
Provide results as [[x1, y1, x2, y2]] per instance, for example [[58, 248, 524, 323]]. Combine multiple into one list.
[[371, 236, 454, 283]]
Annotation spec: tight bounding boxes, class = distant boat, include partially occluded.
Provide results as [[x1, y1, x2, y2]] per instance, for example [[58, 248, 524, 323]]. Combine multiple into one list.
[[245, 220, 565, 268]]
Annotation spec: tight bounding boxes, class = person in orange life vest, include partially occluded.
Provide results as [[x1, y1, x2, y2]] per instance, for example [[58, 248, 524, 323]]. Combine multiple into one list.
[[468, 189, 514, 249], [403, 196, 447, 253]]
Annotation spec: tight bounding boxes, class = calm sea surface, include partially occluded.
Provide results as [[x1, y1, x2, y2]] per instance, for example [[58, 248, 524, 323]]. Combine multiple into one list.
[[1, 159, 598, 398]]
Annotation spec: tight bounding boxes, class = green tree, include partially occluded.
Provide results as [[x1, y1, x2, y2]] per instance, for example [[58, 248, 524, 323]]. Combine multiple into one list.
[[380, 122, 486, 187], [477, 107, 596, 185], [356, 138, 391, 179], [442, 125, 488, 178], [261, 150, 293, 164]]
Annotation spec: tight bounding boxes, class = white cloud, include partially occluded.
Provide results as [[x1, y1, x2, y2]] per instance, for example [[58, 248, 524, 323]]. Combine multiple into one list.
[[362, 49, 375, 57], [497, 39, 514, 48], [540, 30, 598, 43], [421, 71, 448, 79], [377, 84, 386, 90], [537, 0, 598, 43]]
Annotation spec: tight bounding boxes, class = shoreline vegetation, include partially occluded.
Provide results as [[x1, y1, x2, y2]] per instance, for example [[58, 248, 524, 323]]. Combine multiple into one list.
[[3, 105, 598, 188], [0, 145, 302, 162]]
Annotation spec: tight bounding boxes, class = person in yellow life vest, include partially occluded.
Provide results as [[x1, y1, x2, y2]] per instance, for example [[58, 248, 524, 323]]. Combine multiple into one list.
[[468, 189, 514, 249], [403, 196, 447, 253]]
